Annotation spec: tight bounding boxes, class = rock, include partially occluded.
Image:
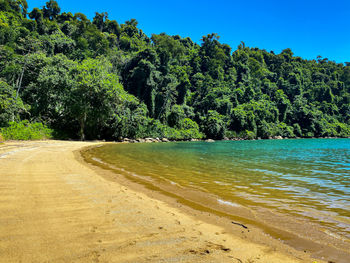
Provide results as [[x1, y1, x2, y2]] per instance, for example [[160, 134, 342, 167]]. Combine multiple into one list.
[[275, 136, 283, 140], [162, 138, 169, 142], [223, 137, 229, 140], [190, 138, 199, 142], [123, 138, 130, 142], [205, 139, 215, 143]]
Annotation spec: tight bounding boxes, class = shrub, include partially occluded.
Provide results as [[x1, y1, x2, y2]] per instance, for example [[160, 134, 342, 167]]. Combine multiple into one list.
[[145, 119, 204, 140], [203, 110, 226, 139], [0, 121, 53, 140], [0, 133, 4, 142], [243, 130, 256, 140], [224, 130, 237, 139]]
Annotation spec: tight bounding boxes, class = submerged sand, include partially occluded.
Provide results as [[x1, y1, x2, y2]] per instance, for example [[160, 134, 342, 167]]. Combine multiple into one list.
[[0, 140, 327, 262]]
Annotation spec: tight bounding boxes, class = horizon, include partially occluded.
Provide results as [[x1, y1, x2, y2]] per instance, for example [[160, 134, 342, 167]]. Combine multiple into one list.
[[27, 0, 350, 64]]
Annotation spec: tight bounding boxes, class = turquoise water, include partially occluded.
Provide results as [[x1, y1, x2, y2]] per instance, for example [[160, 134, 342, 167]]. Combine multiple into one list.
[[89, 138, 350, 240]]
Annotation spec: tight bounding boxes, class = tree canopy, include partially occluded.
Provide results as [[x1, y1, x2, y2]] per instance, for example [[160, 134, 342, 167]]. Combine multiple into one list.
[[0, 0, 349, 140]]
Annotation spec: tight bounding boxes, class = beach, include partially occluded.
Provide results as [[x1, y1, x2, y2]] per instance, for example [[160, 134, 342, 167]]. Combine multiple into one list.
[[0, 140, 326, 262]]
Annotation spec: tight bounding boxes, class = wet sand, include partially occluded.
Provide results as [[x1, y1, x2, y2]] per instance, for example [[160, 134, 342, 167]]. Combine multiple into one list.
[[0, 140, 327, 262]]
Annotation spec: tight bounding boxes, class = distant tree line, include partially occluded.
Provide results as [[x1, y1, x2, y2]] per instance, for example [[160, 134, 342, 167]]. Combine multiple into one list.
[[0, 0, 349, 140]]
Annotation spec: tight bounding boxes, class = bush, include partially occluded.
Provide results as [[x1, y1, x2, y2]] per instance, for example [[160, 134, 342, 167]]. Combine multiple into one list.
[[203, 110, 226, 139], [0, 121, 53, 140], [0, 133, 4, 142], [241, 130, 256, 140], [257, 121, 295, 138], [145, 119, 204, 140], [224, 130, 237, 139]]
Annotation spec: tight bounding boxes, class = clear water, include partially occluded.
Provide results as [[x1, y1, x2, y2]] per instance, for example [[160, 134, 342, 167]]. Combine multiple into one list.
[[88, 139, 350, 240]]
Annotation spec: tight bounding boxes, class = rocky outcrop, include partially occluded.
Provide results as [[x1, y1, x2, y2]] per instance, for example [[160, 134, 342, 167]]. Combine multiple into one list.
[[121, 137, 171, 143]]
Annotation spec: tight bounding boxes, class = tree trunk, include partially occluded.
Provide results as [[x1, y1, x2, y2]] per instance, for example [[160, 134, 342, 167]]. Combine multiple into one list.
[[79, 112, 86, 141]]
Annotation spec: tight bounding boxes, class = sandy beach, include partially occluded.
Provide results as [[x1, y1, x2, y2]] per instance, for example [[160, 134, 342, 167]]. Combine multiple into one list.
[[0, 140, 327, 262]]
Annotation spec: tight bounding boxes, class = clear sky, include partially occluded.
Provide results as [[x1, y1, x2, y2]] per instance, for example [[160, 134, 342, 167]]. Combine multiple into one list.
[[27, 0, 350, 63]]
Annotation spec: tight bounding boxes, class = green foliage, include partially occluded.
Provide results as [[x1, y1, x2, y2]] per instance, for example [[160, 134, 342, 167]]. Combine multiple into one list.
[[0, 2, 348, 140], [144, 119, 203, 140], [0, 120, 52, 140], [203, 110, 226, 139], [0, 80, 25, 126], [111, 101, 150, 139], [68, 57, 127, 140], [258, 121, 295, 138]]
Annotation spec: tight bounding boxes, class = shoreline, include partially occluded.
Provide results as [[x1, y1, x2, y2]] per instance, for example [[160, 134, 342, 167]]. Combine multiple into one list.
[[80, 141, 350, 263], [0, 140, 341, 262], [116, 136, 349, 144]]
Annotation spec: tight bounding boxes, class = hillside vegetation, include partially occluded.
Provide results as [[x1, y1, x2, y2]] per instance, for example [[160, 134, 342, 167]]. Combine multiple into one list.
[[0, 0, 349, 140]]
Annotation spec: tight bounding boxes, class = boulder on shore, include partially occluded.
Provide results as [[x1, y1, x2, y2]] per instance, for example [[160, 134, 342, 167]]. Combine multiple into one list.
[[205, 139, 215, 143]]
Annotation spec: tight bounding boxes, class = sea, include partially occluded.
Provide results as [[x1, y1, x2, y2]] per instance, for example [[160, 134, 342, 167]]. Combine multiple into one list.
[[84, 138, 350, 253]]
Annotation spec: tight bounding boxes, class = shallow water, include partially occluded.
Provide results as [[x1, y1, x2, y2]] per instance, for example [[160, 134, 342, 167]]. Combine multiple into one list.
[[88, 139, 350, 241]]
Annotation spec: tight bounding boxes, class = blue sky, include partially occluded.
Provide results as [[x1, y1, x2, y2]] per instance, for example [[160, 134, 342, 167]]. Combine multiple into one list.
[[27, 0, 350, 63]]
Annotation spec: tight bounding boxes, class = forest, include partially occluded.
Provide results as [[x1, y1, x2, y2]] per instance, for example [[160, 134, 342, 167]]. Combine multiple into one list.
[[0, 0, 349, 140]]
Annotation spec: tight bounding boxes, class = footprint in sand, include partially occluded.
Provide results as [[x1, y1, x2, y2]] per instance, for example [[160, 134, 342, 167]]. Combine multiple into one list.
[[228, 257, 243, 263]]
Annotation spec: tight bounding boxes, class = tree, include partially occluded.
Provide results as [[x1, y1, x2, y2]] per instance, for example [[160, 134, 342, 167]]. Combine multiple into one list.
[[43, 0, 61, 20], [0, 80, 25, 126], [26, 54, 74, 128], [203, 110, 226, 139], [0, 0, 28, 17], [29, 7, 45, 33], [92, 12, 108, 31], [68, 58, 126, 140]]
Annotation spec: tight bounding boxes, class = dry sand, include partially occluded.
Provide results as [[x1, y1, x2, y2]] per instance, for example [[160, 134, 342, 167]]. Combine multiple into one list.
[[0, 140, 326, 263]]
